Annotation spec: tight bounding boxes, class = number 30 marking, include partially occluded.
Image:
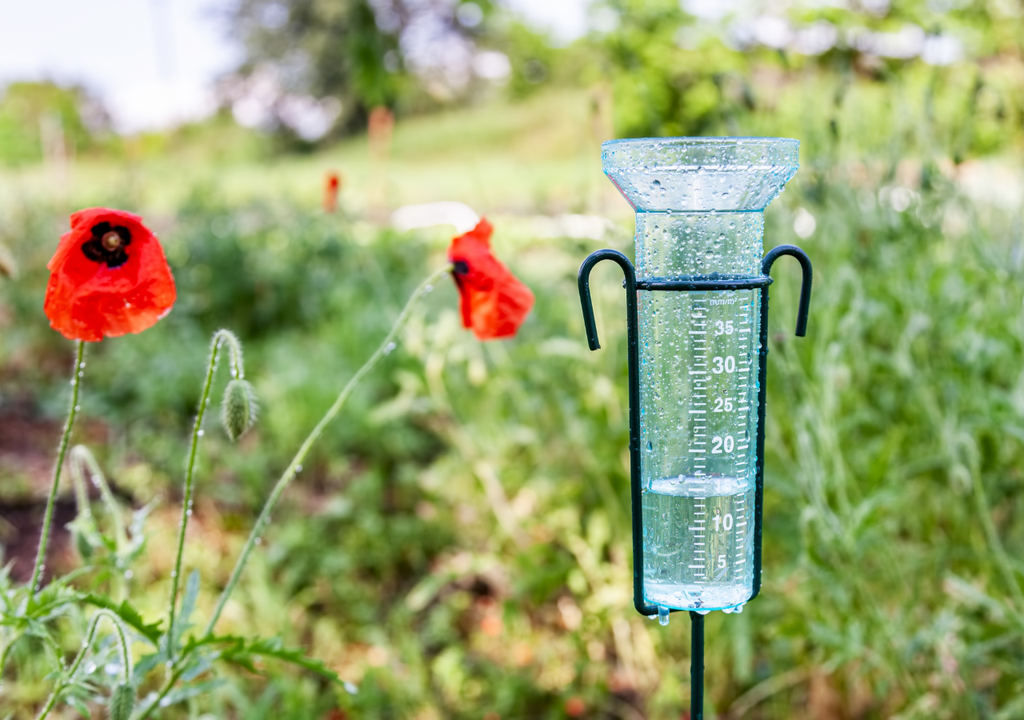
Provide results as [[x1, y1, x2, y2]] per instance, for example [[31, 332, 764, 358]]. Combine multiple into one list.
[[711, 356, 736, 374]]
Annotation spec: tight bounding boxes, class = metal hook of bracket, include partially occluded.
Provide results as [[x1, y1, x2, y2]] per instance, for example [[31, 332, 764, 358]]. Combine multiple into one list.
[[762, 244, 813, 337]]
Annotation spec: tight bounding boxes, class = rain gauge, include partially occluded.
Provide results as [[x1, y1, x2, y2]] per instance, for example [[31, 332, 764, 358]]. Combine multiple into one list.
[[578, 138, 812, 718]]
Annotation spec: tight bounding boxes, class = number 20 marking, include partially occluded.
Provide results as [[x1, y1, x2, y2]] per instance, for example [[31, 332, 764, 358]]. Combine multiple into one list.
[[711, 435, 734, 454]]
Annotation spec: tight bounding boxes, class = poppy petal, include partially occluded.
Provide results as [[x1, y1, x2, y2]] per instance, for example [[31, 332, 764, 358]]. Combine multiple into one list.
[[448, 218, 534, 340], [44, 208, 176, 342]]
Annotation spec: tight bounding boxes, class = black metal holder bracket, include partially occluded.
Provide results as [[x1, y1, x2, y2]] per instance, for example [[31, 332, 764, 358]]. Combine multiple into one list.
[[578, 244, 812, 720]]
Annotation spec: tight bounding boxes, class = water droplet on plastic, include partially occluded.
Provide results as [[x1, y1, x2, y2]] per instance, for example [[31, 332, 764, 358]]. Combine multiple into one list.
[[658, 606, 670, 626]]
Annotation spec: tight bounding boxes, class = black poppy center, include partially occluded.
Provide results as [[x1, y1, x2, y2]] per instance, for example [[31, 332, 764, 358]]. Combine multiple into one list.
[[453, 260, 470, 275], [82, 222, 132, 268]]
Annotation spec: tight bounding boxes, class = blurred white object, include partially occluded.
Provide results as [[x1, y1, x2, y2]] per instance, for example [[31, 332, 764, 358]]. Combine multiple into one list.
[[532, 214, 623, 242], [391, 202, 480, 234]]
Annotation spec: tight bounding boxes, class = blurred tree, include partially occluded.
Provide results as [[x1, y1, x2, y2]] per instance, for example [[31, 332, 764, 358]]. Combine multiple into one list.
[[0, 82, 113, 167], [590, 0, 753, 138], [589, 0, 1024, 157], [225, 0, 500, 141]]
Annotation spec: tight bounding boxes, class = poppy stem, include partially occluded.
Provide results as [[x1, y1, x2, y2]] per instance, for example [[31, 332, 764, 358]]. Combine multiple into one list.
[[167, 329, 244, 659], [29, 340, 85, 597], [203, 263, 453, 636], [35, 610, 132, 720]]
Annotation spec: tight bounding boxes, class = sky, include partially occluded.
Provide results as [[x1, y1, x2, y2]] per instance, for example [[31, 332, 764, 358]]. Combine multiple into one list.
[[0, 0, 590, 133]]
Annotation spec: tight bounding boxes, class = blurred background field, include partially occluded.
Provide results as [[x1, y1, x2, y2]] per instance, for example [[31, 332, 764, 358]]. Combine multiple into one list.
[[2, 0, 1024, 718]]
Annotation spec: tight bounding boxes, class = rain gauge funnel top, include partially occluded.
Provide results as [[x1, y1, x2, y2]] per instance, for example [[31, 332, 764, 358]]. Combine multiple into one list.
[[602, 137, 800, 213]]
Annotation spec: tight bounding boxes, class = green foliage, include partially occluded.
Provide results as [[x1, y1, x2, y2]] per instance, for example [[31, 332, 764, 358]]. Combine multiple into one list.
[[0, 81, 112, 166], [590, 0, 1024, 157]]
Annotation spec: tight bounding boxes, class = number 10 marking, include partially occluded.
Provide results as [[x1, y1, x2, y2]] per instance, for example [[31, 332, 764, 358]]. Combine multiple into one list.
[[713, 513, 734, 532]]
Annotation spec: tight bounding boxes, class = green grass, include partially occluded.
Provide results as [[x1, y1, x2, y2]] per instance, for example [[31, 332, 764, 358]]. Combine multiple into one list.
[[0, 89, 610, 221]]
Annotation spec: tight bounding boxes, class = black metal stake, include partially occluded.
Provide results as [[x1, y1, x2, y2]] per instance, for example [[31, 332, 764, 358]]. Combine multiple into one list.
[[690, 612, 705, 720]]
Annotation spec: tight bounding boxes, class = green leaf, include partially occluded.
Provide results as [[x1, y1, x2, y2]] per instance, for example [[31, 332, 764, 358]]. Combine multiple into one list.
[[180, 649, 218, 683], [80, 594, 162, 644], [173, 570, 201, 650], [160, 679, 225, 707], [132, 650, 168, 686], [221, 636, 342, 684], [67, 694, 92, 718]]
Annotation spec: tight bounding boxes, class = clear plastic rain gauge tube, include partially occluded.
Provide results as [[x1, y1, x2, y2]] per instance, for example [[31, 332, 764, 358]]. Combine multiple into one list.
[[578, 138, 813, 720], [636, 208, 763, 615]]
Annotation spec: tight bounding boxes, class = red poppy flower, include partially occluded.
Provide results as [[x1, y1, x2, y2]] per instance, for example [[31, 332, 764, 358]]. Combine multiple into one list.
[[448, 218, 534, 340], [44, 208, 176, 342]]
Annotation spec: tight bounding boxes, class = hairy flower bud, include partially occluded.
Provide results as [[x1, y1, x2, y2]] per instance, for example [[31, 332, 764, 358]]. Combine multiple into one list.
[[221, 379, 256, 441], [109, 683, 135, 720]]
